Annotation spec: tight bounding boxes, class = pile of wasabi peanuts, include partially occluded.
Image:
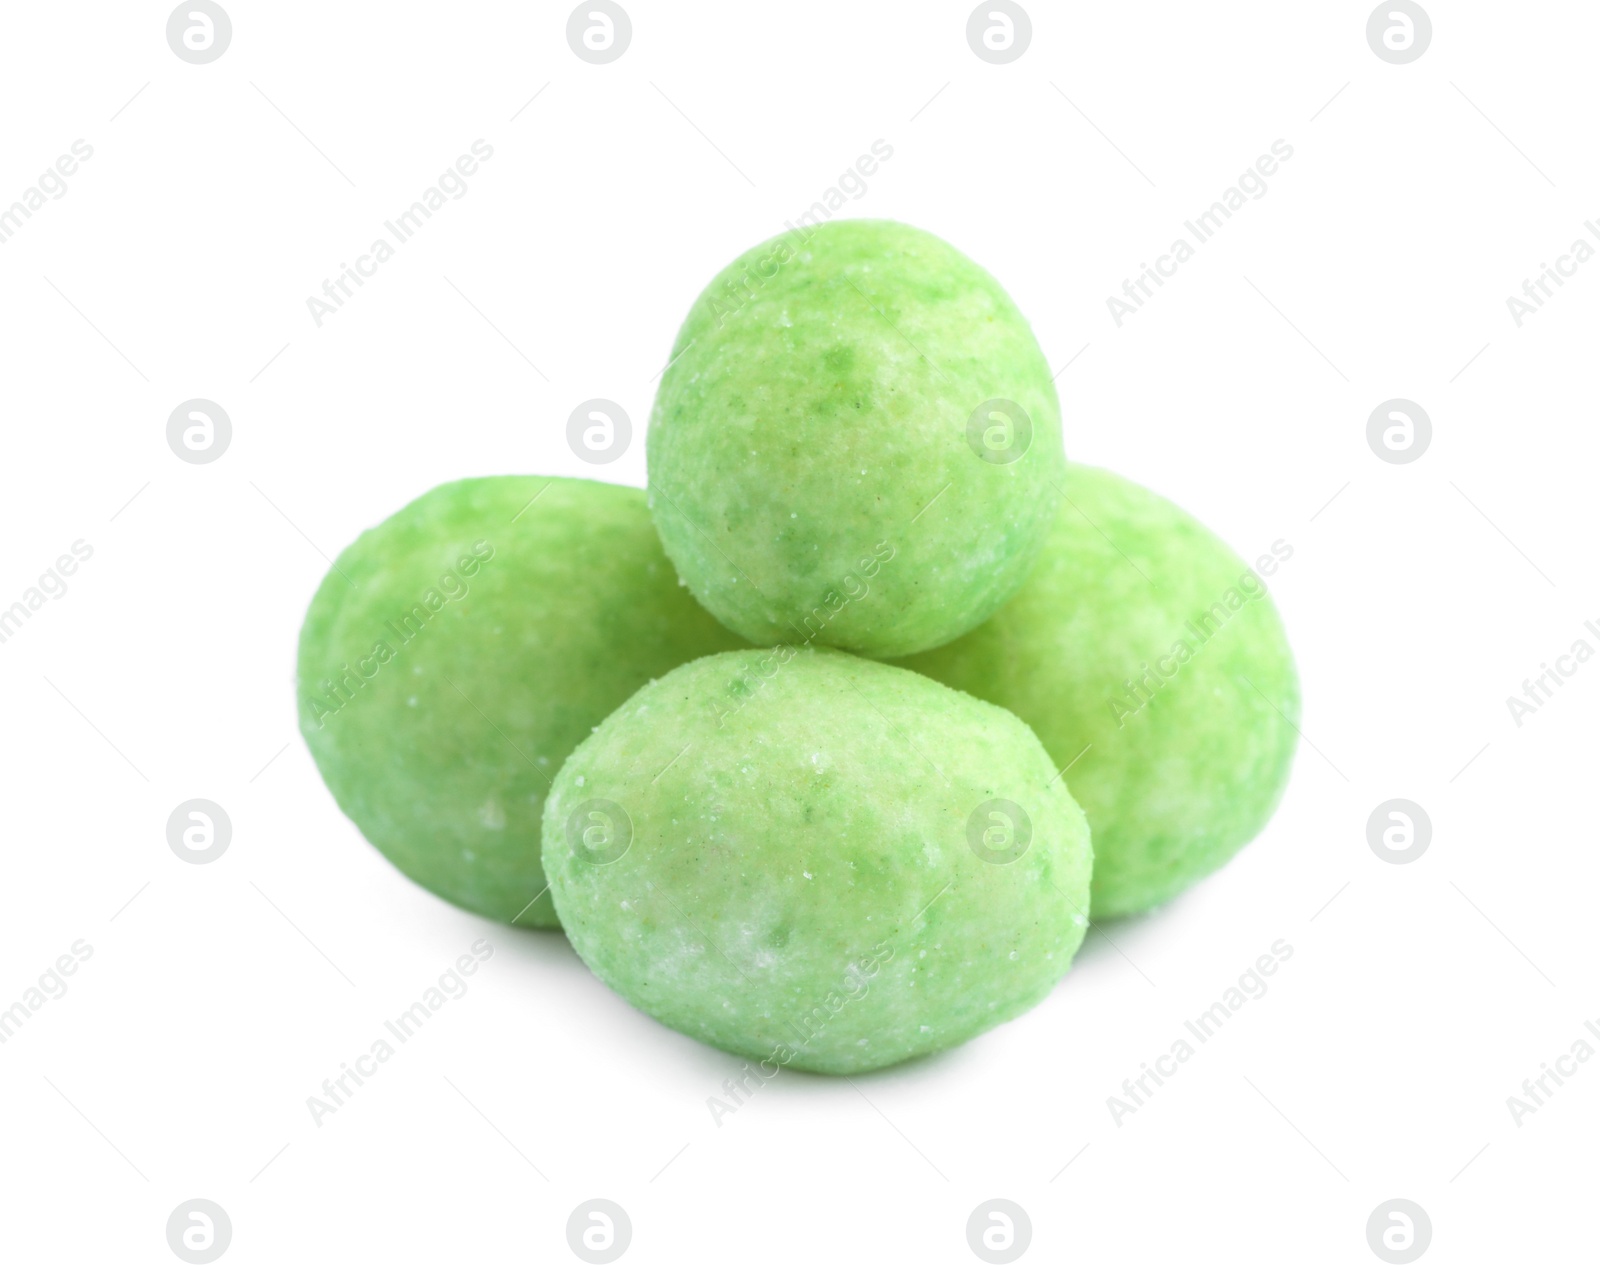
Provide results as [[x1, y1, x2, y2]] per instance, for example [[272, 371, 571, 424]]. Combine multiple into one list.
[[299, 220, 1298, 1075]]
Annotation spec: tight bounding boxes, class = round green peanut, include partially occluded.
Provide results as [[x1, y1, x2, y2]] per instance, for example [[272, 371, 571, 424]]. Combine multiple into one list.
[[649, 219, 1064, 658], [543, 647, 1093, 1073], [297, 476, 746, 927], [900, 466, 1299, 918]]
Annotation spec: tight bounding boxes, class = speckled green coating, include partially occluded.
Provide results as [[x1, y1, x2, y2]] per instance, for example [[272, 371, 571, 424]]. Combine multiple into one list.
[[543, 647, 1092, 1074], [900, 467, 1299, 919], [648, 219, 1064, 659], [297, 477, 746, 927]]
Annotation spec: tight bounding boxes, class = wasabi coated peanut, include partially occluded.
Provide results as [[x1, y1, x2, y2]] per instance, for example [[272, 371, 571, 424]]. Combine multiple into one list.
[[900, 466, 1299, 918], [648, 218, 1064, 659], [542, 647, 1093, 1074], [297, 476, 746, 927]]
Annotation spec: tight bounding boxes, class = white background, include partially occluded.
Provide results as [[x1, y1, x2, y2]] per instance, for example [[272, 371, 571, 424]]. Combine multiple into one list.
[[0, 2, 1594, 1261]]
